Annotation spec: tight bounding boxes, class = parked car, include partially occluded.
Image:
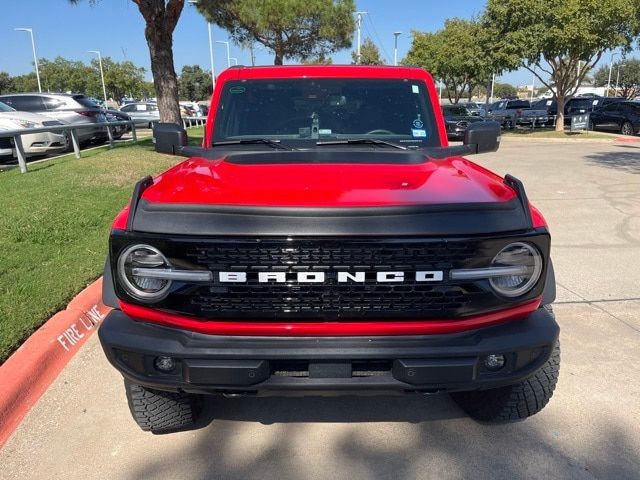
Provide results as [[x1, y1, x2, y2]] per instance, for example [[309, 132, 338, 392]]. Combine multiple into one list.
[[119, 102, 160, 128], [0, 130, 14, 160], [488, 99, 548, 129], [589, 101, 640, 135], [0, 93, 108, 146], [100, 65, 561, 433], [180, 101, 203, 116], [459, 102, 485, 117], [0, 101, 67, 159], [531, 97, 628, 125], [441, 104, 484, 140], [104, 110, 131, 140]]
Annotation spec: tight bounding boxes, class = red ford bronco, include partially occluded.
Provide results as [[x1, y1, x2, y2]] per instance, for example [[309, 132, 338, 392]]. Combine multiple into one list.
[[99, 65, 559, 432]]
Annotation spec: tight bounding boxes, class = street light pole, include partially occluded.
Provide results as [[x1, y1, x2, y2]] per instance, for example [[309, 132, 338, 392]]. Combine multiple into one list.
[[393, 32, 402, 66], [355, 11, 367, 64], [490, 73, 495, 103], [15, 28, 41, 92], [216, 40, 231, 68], [615, 63, 625, 95], [88, 50, 108, 108], [606, 52, 619, 97], [187, 1, 216, 90], [530, 68, 536, 102], [207, 23, 216, 89]]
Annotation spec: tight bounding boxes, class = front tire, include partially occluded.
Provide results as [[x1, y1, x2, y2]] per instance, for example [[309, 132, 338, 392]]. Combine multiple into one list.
[[124, 379, 201, 433], [451, 340, 560, 422], [621, 121, 635, 136]]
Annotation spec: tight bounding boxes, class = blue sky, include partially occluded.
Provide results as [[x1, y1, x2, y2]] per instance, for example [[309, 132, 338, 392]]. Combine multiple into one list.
[[0, 0, 637, 87]]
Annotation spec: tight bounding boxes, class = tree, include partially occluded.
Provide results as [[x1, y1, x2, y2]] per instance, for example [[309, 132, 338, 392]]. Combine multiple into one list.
[[9, 73, 38, 93], [493, 82, 517, 99], [594, 58, 640, 98], [38, 57, 96, 95], [403, 19, 495, 104], [484, 0, 640, 131], [351, 38, 383, 65], [70, 0, 184, 123], [0, 72, 14, 95], [179, 65, 213, 101], [94, 57, 147, 101], [302, 54, 333, 65], [197, 0, 355, 65]]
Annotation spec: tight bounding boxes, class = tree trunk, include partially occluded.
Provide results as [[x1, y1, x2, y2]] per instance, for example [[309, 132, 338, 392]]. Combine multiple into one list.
[[274, 50, 284, 65], [135, 0, 183, 124], [146, 29, 181, 124], [555, 95, 565, 132]]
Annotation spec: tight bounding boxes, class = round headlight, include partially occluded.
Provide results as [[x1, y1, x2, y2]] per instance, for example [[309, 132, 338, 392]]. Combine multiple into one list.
[[117, 244, 171, 301], [489, 242, 542, 298]]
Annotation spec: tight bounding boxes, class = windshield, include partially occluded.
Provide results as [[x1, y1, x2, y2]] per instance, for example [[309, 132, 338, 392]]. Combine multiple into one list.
[[443, 106, 469, 116], [212, 78, 439, 147], [73, 95, 100, 108], [0, 101, 15, 112]]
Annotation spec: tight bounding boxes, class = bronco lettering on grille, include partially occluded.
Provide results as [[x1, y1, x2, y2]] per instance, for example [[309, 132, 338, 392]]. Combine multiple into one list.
[[217, 271, 444, 283]]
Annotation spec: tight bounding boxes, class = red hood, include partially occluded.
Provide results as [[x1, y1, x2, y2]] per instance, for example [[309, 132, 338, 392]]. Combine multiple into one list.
[[141, 155, 515, 207]]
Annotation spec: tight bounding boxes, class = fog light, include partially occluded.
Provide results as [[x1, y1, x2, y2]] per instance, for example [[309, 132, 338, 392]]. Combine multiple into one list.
[[484, 354, 505, 371], [154, 356, 175, 372]]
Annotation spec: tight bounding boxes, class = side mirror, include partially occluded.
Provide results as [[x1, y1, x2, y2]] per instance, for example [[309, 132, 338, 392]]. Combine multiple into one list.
[[153, 122, 188, 155], [463, 121, 500, 154]]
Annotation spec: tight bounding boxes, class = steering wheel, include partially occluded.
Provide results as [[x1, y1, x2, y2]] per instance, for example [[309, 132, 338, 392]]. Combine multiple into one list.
[[364, 129, 395, 135]]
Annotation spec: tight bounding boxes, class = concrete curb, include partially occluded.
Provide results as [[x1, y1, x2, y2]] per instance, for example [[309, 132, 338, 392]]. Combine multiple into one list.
[[0, 278, 111, 449]]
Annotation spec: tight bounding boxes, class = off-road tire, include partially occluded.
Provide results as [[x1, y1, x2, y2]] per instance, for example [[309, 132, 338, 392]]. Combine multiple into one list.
[[124, 379, 201, 433], [621, 121, 634, 136], [451, 339, 560, 422]]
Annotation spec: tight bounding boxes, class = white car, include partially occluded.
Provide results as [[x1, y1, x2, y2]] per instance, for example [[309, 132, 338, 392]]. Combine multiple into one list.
[[0, 101, 68, 159], [180, 101, 203, 116]]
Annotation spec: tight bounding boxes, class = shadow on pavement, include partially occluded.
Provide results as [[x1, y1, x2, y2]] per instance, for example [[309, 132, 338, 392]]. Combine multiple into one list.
[[127, 393, 640, 480], [585, 144, 640, 174]]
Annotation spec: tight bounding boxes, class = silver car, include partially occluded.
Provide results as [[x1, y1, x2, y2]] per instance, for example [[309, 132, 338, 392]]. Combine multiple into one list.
[[0, 101, 67, 159], [0, 93, 108, 146], [119, 102, 160, 128]]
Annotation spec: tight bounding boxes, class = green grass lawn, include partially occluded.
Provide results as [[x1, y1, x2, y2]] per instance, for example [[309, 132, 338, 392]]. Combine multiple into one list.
[[501, 129, 615, 139], [0, 127, 204, 363]]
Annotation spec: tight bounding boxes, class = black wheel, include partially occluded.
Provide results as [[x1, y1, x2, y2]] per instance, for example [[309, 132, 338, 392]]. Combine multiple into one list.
[[124, 379, 201, 433], [505, 120, 514, 130], [588, 120, 595, 131], [621, 121, 635, 136], [451, 339, 560, 422]]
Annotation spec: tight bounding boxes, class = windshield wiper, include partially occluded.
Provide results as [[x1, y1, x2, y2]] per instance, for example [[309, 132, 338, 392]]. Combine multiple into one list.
[[211, 139, 292, 150], [316, 138, 407, 150]]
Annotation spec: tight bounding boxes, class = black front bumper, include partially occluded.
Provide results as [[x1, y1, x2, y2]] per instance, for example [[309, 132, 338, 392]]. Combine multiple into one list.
[[98, 308, 559, 395]]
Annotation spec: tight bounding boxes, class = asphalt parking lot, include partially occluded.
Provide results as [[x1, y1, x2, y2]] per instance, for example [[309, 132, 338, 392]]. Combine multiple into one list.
[[1, 138, 639, 480]]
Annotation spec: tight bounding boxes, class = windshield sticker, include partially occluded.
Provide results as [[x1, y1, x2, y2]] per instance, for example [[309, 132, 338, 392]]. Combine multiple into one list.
[[318, 129, 332, 135], [229, 86, 246, 94], [412, 114, 424, 129], [411, 85, 419, 94], [412, 129, 427, 138]]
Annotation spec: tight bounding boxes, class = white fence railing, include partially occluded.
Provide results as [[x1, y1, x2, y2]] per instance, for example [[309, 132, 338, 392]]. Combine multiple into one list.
[[1, 116, 207, 174], [0, 120, 137, 174], [181, 116, 207, 129]]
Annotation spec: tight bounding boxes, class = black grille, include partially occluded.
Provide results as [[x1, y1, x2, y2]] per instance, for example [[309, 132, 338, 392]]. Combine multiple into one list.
[[111, 234, 549, 321]]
